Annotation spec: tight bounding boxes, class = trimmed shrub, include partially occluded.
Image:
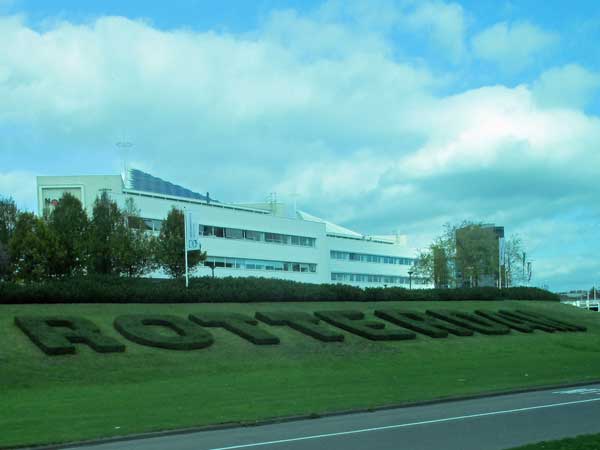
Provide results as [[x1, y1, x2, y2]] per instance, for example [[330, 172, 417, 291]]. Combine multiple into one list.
[[189, 313, 280, 345], [255, 311, 344, 342], [15, 316, 125, 355], [426, 310, 511, 335], [503, 310, 586, 332], [113, 315, 214, 350], [475, 310, 534, 333], [497, 310, 559, 333], [0, 275, 560, 303], [314, 310, 416, 341], [373, 310, 465, 338]]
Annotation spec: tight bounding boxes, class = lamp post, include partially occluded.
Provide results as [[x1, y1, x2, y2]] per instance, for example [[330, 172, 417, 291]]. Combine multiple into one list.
[[408, 269, 414, 290]]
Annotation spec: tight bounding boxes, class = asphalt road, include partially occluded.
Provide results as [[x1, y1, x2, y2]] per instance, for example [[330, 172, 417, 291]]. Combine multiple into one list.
[[60, 384, 600, 450]]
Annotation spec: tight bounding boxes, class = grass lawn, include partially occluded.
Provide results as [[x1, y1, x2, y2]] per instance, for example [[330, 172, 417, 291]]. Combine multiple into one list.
[[1, 301, 599, 448], [507, 433, 600, 449]]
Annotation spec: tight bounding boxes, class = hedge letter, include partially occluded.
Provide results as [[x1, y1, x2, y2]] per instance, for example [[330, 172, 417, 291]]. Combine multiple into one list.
[[426, 310, 510, 335], [374, 310, 472, 338], [189, 313, 280, 345], [15, 316, 125, 355], [475, 310, 534, 333], [499, 310, 585, 332], [255, 311, 344, 342], [314, 310, 415, 341], [114, 315, 214, 350]]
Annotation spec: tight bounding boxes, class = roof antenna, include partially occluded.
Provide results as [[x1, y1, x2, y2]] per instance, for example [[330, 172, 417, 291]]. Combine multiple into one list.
[[116, 141, 133, 185]]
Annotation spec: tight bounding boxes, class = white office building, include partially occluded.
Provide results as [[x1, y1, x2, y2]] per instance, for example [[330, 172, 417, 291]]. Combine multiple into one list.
[[37, 169, 426, 288]]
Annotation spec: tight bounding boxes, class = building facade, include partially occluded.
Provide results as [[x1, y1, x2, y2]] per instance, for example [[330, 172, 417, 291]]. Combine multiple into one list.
[[37, 169, 427, 288]]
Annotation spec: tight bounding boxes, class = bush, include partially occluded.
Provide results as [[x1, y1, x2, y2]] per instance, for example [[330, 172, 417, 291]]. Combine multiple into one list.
[[113, 314, 214, 350], [14, 316, 125, 355], [0, 275, 560, 304]]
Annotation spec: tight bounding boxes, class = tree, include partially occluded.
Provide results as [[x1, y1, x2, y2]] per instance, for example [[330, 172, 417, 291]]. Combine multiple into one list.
[[412, 223, 458, 288], [0, 241, 9, 280], [413, 221, 526, 288], [501, 235, 528, 287], [156, 207, 206, 279], [48, 193, 89, 277], [455, 223, 499, 287], [87, 192, 123, 275], [9, 212, 60, 281], [0, 196, 18, 245], [111, 199, 157, 277]]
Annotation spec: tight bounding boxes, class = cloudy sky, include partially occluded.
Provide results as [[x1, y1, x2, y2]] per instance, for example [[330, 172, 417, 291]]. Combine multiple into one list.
[[1, 0, 599, 291]]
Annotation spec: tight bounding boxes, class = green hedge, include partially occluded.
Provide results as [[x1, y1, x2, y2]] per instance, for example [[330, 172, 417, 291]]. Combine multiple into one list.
[[426, 310, 511, 335], [189, 313, 280, 345], [373, 310, 473, 338], [506, 432, 600, 450], [0, 275, 560, 303], [314, 310, 416, 341], [255, 311, 344, 342], [14, 316, 125, 355], [113, 315, 214, 350]]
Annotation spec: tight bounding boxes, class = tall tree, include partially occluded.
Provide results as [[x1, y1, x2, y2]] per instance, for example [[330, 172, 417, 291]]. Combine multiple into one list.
[[0, 197, 18, 280], [0, 196, 18, 245], [112, 198, 157, 277], [9, 212, 60, 281], [48, 193, 89, 276], [156, 207, 206, 279], [87, 192, 123, 275], [455, 224, 499, 287], [413, 221, 525, 288]]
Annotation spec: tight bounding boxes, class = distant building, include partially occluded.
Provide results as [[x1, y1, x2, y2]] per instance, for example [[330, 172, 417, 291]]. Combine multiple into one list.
[[37, 169, 430, 288], [455, 224, 504, 288]]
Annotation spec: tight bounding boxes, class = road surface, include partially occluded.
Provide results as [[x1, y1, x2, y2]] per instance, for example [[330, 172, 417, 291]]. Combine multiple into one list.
[[57, 383, 600, 450]]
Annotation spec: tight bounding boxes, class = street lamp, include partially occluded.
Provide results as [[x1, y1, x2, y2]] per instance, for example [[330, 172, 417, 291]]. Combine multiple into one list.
[[408, 269, 414, 290]]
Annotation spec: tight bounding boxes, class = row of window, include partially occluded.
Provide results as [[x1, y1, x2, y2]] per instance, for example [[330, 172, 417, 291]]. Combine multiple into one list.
[[205, 256, 317, 273], [201, 225, 316, 247], [330, 250, 414, 266], [331, 272, 427, 285]]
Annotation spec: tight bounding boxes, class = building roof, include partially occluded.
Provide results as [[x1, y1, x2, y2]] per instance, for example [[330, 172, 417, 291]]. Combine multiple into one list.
[[296, 210, 364, 238], [127, 169, 216, 202]]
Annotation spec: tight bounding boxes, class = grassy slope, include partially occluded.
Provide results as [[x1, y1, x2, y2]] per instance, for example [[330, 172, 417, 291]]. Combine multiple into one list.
[[507, 433, 600, 449], [1, 301, 599, 448]]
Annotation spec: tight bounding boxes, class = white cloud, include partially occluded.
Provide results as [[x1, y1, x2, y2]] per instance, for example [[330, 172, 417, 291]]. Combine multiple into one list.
[[533, 64, 600, 110], [0, 9, 598, 290], [472, 21, 558, 71], [401, 1, 467, 63]]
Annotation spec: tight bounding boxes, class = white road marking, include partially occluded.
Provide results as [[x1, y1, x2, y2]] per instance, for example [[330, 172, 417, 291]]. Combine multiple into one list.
[[554, 388, 600, 395], [208, 397, 600, 450]]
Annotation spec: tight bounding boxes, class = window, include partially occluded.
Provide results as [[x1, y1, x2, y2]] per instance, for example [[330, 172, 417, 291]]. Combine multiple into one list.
[[244, 230, 261, 241], [226, 228, 244, 239]]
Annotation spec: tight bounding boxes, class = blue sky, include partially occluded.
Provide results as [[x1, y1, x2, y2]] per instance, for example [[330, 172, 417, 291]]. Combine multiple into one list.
[[1, 0, 599, 291]]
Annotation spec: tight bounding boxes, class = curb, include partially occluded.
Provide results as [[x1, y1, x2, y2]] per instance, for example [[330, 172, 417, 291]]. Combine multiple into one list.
[[13, 378, 600, 450]]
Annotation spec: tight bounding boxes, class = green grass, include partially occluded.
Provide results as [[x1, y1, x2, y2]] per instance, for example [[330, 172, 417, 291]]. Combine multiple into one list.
[[507, 433, 600, 449], [1, 301, 599, 448]]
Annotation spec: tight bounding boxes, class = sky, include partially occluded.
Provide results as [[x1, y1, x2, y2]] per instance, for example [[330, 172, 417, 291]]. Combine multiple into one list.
[[0, 0, 599, 292]]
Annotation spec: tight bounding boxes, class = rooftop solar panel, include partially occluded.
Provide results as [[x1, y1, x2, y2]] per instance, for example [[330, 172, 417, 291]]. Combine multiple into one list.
[[128, 169, 217, 202]]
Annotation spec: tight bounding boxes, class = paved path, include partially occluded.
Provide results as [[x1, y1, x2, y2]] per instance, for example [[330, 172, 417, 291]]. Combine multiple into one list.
[[62, 384, 600, 450]]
